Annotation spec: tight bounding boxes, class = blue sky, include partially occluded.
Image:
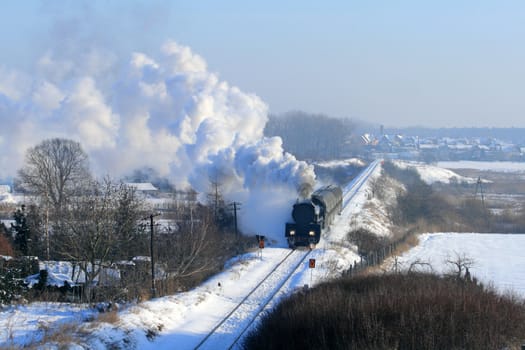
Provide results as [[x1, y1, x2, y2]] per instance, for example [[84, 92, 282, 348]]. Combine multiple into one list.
[[1, 0, 524, 127]]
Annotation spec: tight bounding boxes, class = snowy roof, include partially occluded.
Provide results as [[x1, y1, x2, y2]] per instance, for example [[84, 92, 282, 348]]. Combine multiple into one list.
[[125, 182, 158, 191], [25, 269, 77, 288], [361, 134, 372, 144], [23, 260, 122, 287], [0, 219, 14, 229]]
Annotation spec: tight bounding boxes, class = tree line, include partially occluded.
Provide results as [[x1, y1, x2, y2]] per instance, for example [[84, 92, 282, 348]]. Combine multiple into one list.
[[264, 111, 358, 160]]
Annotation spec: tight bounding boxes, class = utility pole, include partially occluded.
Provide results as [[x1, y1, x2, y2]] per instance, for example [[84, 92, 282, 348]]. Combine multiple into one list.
[[475, 176, 490, 229], [45, 193, 50, 260], [230, 202, 241, 236], [145, 213, 161, 298], [475, 176, 485, 209]]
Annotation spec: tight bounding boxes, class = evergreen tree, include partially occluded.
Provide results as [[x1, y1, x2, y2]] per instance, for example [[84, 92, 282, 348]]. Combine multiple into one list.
[[0, 267, 27, 305], [11, 205, 30, 256]]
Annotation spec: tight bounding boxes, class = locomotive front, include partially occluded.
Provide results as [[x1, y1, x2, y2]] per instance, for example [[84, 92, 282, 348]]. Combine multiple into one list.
[[285, 200, 322, 248], [285, 185, 343, 249]]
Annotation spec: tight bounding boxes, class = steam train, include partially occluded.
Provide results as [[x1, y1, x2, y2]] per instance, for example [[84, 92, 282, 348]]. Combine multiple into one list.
[[285, 185, 343, 248]]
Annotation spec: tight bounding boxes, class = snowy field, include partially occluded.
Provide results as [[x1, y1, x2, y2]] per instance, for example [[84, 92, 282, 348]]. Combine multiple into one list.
[[391, 161, 525, 297], [392, 233, 525, 297], [438, 161, 525, 172]]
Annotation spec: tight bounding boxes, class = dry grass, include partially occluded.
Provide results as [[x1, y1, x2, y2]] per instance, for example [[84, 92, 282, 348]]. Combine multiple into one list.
[[95, 309, 120, 324], [391, 233, 420, 257], [29, 321, 80, 349], [244, 273, 525, 350]]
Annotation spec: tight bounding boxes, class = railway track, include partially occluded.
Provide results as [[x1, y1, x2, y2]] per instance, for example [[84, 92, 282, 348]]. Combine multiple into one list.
[[194, 249, 311, 350], [342, 159, 380, 208], [193, 160, 379, 349]]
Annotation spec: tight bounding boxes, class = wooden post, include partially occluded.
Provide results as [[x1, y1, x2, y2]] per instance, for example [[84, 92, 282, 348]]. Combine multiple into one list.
[[146, 213, 161, 298], [150, 214, 156, 298]]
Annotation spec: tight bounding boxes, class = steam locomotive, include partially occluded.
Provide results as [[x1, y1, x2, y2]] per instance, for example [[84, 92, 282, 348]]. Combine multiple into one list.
[[285, 185, 343, 248]]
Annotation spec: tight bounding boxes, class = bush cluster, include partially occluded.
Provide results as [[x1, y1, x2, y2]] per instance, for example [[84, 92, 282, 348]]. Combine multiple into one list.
[[382, 161, 499, 232], [243, 273, 525, 350], [348, 228, 388, 257]]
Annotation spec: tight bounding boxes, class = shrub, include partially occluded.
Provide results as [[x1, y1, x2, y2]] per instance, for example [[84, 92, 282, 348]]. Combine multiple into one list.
[[348, 228, 387, 256], [243, 273, 525, 350], [0, 267, 27, 305]]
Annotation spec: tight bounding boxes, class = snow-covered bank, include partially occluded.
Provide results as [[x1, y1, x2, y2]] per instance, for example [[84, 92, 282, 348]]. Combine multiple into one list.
[[0, 302, 96, 347], [395, 161, 479, 185]]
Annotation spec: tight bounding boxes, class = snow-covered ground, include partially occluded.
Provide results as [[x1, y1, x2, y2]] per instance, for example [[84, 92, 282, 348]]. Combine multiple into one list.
[[0, 162, 376, 349], [2, 159, 525, 349], [387, 233, 525, 297], [0, 245, 360, 349], [0, 302, 97, 347]]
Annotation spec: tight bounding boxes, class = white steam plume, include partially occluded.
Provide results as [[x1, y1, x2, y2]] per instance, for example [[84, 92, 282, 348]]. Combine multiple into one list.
[[0, 41, 315, 242]]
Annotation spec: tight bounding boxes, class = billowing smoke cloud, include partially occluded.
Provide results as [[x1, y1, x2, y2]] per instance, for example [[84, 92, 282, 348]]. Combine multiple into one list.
[[0, 41, 315, 242]]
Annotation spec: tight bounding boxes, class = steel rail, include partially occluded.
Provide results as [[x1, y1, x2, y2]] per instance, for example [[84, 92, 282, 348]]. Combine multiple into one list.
[[195, 160, 380, 349], [342, 159, 380, 208], [193, 249, 308, 349], [226, 249, 312, 349]]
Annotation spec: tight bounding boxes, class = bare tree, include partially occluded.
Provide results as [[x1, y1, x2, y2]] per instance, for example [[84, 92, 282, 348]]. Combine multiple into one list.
[[57, 178, 146, 302], [446, 252, 475, 279], [206, 176, 232, 230], [165, 205, 217, 278], [154, 203, 224, 294], [18, 138, 91, 214], [407, 258, 434, 273]]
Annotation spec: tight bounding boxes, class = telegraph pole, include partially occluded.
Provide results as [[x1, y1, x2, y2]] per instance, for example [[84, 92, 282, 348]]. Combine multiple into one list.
[[230, 202, 241, 236], [45, 198, 50, 260], [145, 213, 161, 298], [475, 176, 485, 209]]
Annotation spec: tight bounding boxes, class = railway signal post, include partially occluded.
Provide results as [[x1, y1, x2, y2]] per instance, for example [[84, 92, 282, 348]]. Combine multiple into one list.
[[256, 235, 265, 259], [309, 258, 316, 286]]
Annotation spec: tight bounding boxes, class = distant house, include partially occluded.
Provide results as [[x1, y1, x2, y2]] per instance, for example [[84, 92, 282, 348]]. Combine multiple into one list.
[[125, 182, 158, 196], [360, 133, 372, 145]]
